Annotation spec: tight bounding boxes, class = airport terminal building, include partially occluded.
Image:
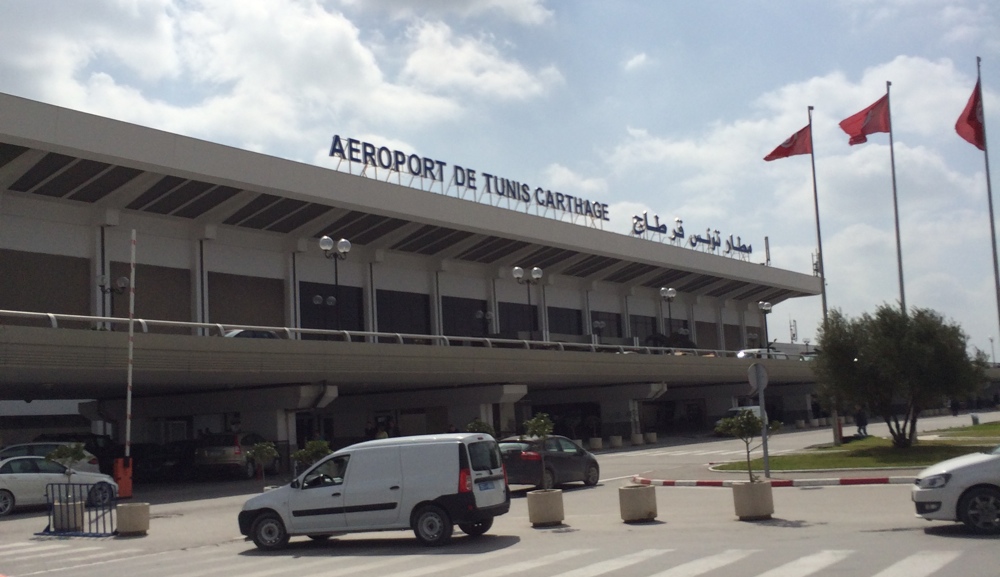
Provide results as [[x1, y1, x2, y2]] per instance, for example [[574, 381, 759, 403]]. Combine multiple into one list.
[[0, 92, 823, 456]]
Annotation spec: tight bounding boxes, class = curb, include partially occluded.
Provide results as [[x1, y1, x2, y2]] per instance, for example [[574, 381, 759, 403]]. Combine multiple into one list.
[[631, 475, 915, 488]]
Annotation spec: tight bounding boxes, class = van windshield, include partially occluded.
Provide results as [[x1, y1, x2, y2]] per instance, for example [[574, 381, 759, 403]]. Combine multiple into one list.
[[468, 441, 502, 471]]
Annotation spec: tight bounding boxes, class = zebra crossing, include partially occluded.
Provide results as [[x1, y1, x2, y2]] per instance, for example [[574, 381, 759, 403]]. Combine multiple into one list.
[[0, 539, 966, 577]]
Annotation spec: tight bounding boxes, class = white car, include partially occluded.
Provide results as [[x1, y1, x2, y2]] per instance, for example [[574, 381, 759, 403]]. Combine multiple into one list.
[[0, 456, 118, 516], [911, 445, 1000, 534]]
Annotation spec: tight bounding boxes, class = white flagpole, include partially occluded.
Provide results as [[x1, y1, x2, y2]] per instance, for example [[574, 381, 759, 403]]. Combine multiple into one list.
[[975, 57, 1000, 342], [886, 81, 907, 313]]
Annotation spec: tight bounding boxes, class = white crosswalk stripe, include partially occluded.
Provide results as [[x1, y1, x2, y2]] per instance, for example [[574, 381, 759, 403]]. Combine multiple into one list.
[[754, 550, 854, 577], [647, 549, 760, 577], [869, 550, 962, 577], [464, 549, 595, 577], [549, 549, 672, 577]]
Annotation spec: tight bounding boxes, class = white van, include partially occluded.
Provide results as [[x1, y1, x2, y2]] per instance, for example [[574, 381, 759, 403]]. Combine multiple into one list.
[[715, 405, 765, 428], [238, 433, 510, 550]]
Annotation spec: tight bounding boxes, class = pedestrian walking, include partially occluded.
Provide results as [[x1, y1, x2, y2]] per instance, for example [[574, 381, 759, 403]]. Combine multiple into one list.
[[854, 406, 868, 437]]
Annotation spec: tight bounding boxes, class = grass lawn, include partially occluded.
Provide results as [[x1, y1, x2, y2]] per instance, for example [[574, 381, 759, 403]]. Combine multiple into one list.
[[713, 422, 999, 472]]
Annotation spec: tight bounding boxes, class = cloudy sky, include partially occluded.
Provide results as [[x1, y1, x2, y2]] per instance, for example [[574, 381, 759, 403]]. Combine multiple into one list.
[[2, 0, 999, 352]]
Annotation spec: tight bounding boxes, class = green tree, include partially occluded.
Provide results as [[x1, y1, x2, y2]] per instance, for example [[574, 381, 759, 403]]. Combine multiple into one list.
[[291, 440, 332, 469], [465, 417, 495, 437], [714, 410, 781, 482], [815, 306, 986, 448], [246, 441, 279, 488], [46, 443, 88, 480]]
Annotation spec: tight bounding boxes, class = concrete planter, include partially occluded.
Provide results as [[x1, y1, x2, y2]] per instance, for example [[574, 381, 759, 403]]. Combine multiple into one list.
[[52, 500, 85, 532], [609, 435, 623, 448], [795, 419, 805, 429], [630, 433, 645, 446], [643, 432, 658, 444], [527, 489, 564, 527], [116, 502, 150, 536], [732, 481, 774, 521], [619, 484, 657, 522], [588, 438, 603, 450], [809, 418, 820, 427]]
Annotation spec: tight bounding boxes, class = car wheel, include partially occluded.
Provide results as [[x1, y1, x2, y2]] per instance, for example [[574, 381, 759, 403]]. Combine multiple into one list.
[[539, 468, 556, 490], [87, 483, 115, 507], [0, 490, 14, 516], [412, 504, 452, 546], [244, 460, 257, 480], [251, 512, 289, 550], [584, 464, 600, 486], [458, 517, 493, 537], [958, 486, 1000, 534]]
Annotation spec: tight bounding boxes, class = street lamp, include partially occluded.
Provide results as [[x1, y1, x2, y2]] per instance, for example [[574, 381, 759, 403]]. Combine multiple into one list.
[[592, 320, 606, 345], [98, 275, 130, 329], [319, 236, 351, 330], [660, 287, 677, 338], [512, 266, 542, 337], [758, 301, 773, 352]]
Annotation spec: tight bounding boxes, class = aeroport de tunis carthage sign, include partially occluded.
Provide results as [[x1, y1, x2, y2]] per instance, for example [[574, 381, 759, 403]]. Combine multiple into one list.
[[329, 134, 609, 223]]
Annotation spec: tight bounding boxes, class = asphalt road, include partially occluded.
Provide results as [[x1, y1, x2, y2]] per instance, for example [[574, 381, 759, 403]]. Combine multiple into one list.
[[0, 409, 996, 577]]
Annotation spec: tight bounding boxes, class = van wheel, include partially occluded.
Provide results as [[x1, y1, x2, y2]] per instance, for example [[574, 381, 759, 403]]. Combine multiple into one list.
[[412, 505, 452, 545], [584, 464, 600, 486], [251, 512, 289, 550], [958, 487, 1000, 534], [458, 518, 493, 537]]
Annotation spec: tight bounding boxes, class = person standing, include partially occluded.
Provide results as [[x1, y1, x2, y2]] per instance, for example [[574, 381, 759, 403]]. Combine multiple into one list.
[[854, 406, 868, 437]]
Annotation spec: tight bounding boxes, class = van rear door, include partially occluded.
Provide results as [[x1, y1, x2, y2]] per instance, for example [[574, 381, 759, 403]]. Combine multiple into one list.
[[465, 438, 507, 509]]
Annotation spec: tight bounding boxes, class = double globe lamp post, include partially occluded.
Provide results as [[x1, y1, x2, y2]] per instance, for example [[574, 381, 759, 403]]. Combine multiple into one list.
[[758, 300, 773, 352], [319, 236, 351, 331], [512, 266, 542, 339]]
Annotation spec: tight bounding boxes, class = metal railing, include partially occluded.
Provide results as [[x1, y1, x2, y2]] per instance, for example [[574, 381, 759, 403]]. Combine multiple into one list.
[[41, 483, 116, 537], [0, 309, 742, 358]]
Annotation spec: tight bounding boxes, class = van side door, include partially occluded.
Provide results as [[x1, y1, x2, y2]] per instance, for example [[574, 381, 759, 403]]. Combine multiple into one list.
[[287, 455, 349, 534], [343, 448, 403, 528]]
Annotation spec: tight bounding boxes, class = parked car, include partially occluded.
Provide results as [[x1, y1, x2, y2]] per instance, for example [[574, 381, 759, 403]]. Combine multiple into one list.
[[194, 432, 277, 479], [736, 348, 789, 360], [499, 435, 600, 489], [33, 433, 122, 475], [239, 433, 509, 550], [0, 456, 118, 516], [0, 442, 101, 473], [911, 444, 1000, 534], [224, 329, 280, 339]]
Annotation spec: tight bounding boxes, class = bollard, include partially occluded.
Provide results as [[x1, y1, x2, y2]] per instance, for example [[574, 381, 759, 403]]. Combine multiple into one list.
[[971, 414, 980, 426]]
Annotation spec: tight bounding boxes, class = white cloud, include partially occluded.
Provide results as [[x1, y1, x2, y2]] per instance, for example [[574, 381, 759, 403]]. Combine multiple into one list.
[[623, 53, 648, 72], [542, 164, 608, 196], [400, 20, 562, 100], [337, 0, 554, 25]]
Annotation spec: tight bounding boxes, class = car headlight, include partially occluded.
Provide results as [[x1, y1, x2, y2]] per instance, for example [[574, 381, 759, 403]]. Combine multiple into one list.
[[917, 474, 951, 489]]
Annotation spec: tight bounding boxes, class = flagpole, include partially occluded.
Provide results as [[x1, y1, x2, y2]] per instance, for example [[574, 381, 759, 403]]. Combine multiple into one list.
[[976, 56, 1000, 344], [886, 80, 907, 313], [807, 106, 829, 323]]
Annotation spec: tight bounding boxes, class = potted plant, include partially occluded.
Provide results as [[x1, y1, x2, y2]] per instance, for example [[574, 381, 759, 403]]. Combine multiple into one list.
[[46, 443, 88, 531], [246, 441, 280, 490], [522, 413, 563, 527], [291, 440, 332, 476], [714, 409, 781, 520], [465, 417, 495, 437]]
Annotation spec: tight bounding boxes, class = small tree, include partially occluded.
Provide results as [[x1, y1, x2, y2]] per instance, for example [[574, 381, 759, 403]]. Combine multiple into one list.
[[714, 410, 781, 483], [46, 443, 88, 480], [465, 417, 495, 437], [522, 413, 555, 489], [246, 441, 279, 488], [291, 440, 332, 471]]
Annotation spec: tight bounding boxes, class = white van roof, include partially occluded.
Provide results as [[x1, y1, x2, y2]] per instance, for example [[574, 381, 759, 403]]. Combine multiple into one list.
[[340, 433, 495, 451]]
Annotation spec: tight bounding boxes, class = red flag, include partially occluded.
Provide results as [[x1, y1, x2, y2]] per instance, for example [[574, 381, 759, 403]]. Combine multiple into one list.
[[764, 125, 812, 161], [839, 94, 891, 145], [956, 80, 986, 150]]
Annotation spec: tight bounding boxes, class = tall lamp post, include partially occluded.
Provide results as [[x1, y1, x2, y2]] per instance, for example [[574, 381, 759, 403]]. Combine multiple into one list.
[[660, 287, 676, 340], [758, 301, 773, 353], [512, 266, 542, 338], [98, 275, 130, 330], [319, 236, 351, 331]]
